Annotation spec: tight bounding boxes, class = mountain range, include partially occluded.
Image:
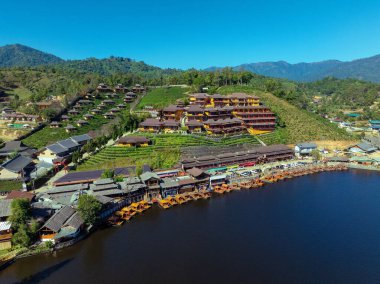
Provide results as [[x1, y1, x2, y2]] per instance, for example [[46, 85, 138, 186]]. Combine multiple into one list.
[[207, 55, 380, 82], [1, 44, 380, 82]]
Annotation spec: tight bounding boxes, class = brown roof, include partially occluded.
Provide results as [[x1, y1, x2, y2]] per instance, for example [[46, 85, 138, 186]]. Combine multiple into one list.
[[163, 120, 180, 127], [117, 136, 151, 144], [186, 105, 204, 112], [140, 118, 162, 127], [186, 167, 207, 178], [163, 105, 183, 112], [6, 191, 35, 201], [185, 120, 203, 126], [209, 94, 225, 99]]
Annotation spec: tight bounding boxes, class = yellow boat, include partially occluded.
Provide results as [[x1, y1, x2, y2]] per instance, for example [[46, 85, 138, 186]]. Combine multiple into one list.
[[139, 200, 151, 210], [174, 195, 187, 204], [129, 202, 145, 213], [166, 196, 178, 206], [158, 199, 172, 209]]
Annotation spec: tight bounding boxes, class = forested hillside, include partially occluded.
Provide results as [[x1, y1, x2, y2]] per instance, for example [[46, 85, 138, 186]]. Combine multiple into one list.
[[0, 44, 63, 67]]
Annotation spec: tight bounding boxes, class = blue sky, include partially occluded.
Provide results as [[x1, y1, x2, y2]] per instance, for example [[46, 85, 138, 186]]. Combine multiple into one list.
[[1, 0, 380, 69]]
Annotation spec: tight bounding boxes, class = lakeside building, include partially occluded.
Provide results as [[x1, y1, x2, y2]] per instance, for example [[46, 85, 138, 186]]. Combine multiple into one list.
[[294, 142, 318, 156], [180, 144, 294, 170], [53, 167, 135, 186]]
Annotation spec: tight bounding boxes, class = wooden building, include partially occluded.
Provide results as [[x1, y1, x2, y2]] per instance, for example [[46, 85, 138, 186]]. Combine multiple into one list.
[[116, 136, 151, 147]]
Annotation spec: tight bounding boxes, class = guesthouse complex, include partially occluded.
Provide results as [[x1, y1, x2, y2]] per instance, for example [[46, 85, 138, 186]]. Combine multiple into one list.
[[139, 92, 277, 135]]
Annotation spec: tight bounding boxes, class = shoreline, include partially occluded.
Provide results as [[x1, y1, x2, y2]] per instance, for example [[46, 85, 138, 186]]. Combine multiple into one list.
[[0, 163, 376, 271]]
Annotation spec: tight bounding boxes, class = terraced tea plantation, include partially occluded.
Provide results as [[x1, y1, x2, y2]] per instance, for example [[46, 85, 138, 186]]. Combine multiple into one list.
[[78, 134, 260, 171]]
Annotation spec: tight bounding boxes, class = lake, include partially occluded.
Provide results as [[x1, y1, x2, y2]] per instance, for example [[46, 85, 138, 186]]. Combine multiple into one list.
[[1, 170, 380, 284]]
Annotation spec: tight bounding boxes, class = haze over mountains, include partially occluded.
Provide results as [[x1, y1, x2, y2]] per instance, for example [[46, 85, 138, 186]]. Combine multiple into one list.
[[1, 44, 380, 82]]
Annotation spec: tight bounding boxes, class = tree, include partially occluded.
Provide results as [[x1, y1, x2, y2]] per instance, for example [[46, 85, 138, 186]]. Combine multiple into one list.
[[71, 150, 80, 164], [8, 199, 31, 231], [77, 195, 102, 225], [12, 224, 31, 247], [101, 169, 114, 179], [310, 149, 321, 161]]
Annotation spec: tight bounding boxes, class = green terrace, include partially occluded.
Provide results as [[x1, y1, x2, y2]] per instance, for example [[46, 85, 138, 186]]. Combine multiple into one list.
[[22, 94, 131, 149], [77, 134, 261, 171]]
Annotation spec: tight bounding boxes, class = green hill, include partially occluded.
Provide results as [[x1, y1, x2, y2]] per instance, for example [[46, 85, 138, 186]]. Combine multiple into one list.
[[0, 44, 64, 67]]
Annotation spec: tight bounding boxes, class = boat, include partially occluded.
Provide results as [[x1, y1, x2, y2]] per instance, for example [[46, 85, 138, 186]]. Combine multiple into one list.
[[174, 195, 187, 204], [139, 200, 151, 210], [166, 196, 178, 206], [158, 199, 172, 209], [107, 215, 124, 226], [129, 202, 145, 213], [213, 185, 225, 194], [221, 184, 232, 193]]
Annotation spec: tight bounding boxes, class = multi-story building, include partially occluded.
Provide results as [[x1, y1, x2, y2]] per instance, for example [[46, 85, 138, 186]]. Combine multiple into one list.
[[162, 105, 184, 121], [232, 105, 276, 134]]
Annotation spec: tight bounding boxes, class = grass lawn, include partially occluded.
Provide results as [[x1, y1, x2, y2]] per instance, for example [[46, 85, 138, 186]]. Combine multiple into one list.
[[0, 180, 23, 192], [136, 86, 189, 110]]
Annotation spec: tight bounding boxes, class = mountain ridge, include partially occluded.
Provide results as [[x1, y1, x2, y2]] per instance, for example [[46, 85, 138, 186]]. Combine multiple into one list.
[[206, 55, 380, 82], [1, 43, 380, 82]]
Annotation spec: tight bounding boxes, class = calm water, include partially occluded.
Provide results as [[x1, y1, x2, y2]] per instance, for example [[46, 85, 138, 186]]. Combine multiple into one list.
[[1, 170, 380, 284]]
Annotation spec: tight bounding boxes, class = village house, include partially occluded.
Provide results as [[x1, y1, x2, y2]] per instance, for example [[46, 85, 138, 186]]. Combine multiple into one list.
[[140, 172, 162, 200], [132, 84, 145, 93], [203, 118, 245, 135], [39, 205, 84, 243], [114, 84, 126, 93], [50, 121, 61, 128], [0, 154, 34, 180], [76, 120, 88, 127], [185, 120, 203, 133], [1, 113, 42, 123], [68, 109, 79, 116], [0, 221, 12, 250], [116, 136, 151, 147], [139, 118, 163, 133], [209, 94, 230, 107], [83, 114, 94, 121], [124, 95, 134, 103], [348, 141, 377, 154], [38, 143, 70, 165], [117, 103, 126, 109], [61, 115, 69, 122], [369, 120, 380, 131], [189, 93, 210, 106], [96, 83, 111, 92], [0, 140, 36, 158], [162, 120, 180, 133], [186, 105, 205, 121], [295, 142, 318, 156], [103, 112, 115, 119], [91, 109, 101, 115], [103, 99, 115, 105], [162, 105, 184, 121], [53, 167, 135, 186], [160, 178, 179, 198]]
